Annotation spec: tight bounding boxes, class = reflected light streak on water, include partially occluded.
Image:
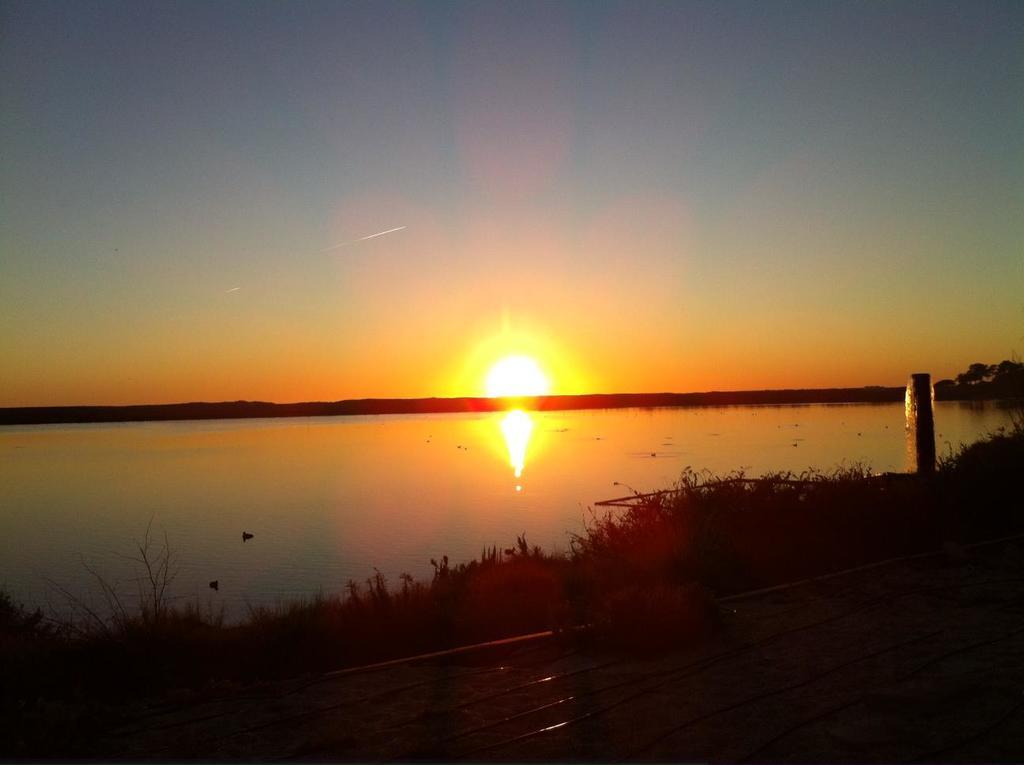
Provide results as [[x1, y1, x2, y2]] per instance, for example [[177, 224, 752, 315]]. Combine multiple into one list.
[[498, 409, 534, 480]]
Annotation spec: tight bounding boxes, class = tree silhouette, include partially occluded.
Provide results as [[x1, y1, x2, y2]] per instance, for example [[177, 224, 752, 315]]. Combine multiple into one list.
[[956, 362, 995, 386], [947, 360, 1023, 399]]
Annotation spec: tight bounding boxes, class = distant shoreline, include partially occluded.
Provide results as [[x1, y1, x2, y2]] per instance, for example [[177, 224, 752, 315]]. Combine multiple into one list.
[[0, 386, 1008, 426]]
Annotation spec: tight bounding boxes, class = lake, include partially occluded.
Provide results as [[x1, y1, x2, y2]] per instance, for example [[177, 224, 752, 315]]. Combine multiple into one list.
[[0, 401, 1013, 620]]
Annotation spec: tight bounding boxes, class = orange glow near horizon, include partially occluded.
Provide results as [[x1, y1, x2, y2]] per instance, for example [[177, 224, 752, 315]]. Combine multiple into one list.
[[0, 299, 1008, 407]]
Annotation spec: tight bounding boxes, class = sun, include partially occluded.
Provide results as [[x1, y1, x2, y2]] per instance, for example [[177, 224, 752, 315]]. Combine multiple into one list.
[[484, 355, 551, 398]]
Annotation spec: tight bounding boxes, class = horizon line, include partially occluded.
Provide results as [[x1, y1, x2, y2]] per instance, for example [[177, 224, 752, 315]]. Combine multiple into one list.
[[1, 383, 917, 412]]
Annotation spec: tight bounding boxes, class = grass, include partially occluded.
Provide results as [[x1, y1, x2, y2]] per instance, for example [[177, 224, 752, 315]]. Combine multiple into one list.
[[2, 423, 1022, 756]]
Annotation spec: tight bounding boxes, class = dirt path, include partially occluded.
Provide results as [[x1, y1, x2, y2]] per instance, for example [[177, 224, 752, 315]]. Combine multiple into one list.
[[103, 536, 1024, 761]]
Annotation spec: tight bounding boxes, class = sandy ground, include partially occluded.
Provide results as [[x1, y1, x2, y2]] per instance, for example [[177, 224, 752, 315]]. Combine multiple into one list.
[[102, 536, 1024, 762]]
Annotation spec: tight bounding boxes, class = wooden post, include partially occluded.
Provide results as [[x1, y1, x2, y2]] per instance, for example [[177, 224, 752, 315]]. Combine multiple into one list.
[[906, 373, 936, 475]]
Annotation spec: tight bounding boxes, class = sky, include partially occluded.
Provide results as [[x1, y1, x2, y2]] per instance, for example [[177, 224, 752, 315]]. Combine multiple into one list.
[[2, 0, 1022, 406]]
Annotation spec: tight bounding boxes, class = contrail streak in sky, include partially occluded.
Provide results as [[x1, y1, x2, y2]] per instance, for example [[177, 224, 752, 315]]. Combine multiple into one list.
[[322, 225, 406, 251], [357, 225, 406, 241], [226, 286, 241, 293]]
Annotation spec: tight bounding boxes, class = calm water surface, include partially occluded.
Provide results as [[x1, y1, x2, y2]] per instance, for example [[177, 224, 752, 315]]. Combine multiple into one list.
[[0, 402, 1012, 618]]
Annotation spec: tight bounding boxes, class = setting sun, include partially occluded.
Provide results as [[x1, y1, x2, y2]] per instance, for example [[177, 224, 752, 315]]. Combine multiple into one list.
[[484, 355, 551, 398]]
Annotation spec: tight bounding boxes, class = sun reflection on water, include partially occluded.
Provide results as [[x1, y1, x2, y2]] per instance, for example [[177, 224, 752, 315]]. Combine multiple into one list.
[[499, 409, 534, 480]]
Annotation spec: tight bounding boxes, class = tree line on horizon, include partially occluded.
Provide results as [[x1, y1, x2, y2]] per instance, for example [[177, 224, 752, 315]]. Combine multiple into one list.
[[936, 359, 1023, 399]]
